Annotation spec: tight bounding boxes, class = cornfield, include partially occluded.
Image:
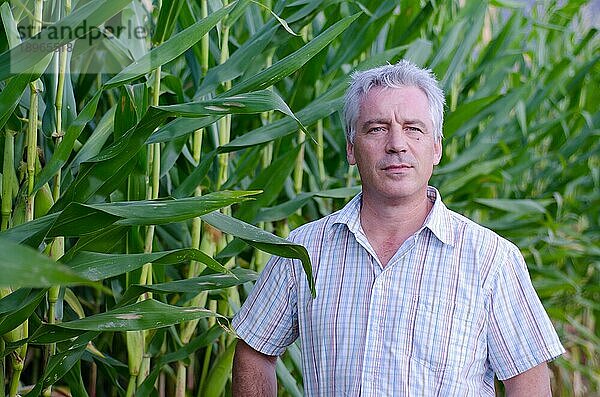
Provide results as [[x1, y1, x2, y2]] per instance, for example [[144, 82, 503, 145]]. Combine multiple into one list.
[[0, 0, 597, 396]]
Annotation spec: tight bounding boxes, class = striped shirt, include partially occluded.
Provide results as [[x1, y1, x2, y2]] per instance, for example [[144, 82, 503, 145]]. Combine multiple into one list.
[[233, 187, 564, 396]]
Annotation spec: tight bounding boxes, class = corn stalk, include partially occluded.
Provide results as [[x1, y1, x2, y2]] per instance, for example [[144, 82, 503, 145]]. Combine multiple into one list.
[[6, 1, 45, 395], [43, 1, 71, 395], [175, 0, 211, 395]]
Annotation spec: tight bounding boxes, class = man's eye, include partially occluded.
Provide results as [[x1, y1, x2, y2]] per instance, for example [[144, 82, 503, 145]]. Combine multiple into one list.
[[405, 126, 422, 133], [368, 126, 386, 133]]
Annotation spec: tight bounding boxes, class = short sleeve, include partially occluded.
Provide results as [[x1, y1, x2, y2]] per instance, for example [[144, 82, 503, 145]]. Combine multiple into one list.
[[487, 245, 565, 380], [232, 255, 299, 356]]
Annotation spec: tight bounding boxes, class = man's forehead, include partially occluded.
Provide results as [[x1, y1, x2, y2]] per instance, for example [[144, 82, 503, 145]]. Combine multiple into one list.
[[358, 86, 432, 120]]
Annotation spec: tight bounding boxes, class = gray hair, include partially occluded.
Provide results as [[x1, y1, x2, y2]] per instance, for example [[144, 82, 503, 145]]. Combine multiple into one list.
[[343, 59, 445, 143]]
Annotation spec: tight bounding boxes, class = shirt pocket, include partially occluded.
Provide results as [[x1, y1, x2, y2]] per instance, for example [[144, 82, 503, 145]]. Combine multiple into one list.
[[409, 296, 476, 371]]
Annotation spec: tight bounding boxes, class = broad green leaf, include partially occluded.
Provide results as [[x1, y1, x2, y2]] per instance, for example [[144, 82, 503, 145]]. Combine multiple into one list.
[[237, 145, 302, 222], [33, 92, 102, 193], [225, 13, 361, 96], [158, 89, 299, 119], [91, 190, 258, 225], [117, 267, 257, 307], [113, 86, 140, 140], [0, 212, 60, 246], [255, 187, 361, 222], [474, 198, 552, 215], [443, 95, 501, 140], [0, 0, 133, 82], [152, 0, 185, 45], [202, 340, 237, 397], [26, 332, 99, 396], [62, 363, 90, 397], [57, 299, 223, 331], [146, 116, 219, 144], [67, 106, 116, 175], [50, 191, 258, 236], [276, 358, 303, 397], [104, 2, 234, 88], [135, 325, 224, 396], [52, 107, 171, 211], [220, 95, 344, 152], [0, 289, 46, 335], [65, 248, 230, 281], [61, 225, 128, 263], [201, 211, 316, 297], [438, 157, 509, 195], [0, 3, 20, 48], [196, 24, 277, 96], [0, 237, 89, 287], [172, 150, 217, 199]]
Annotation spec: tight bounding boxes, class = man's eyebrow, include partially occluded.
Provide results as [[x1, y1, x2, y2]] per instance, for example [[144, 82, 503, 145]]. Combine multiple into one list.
[[404, 119, 428, 128], [360, 118, 389, 130]]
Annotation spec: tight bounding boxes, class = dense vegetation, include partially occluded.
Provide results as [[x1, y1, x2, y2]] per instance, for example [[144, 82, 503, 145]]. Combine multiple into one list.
[[0, 0, 597, 395]]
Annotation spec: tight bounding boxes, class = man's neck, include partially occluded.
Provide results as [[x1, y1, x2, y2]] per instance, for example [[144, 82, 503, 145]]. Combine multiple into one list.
[[359, 190, 433, 266]]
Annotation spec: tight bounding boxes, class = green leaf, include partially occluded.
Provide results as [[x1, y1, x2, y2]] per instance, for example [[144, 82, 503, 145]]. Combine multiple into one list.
[[0, 3, 21, 48], [104, 2, 234, 88], [152, 0, 185, 45], [65, 248, 230, 281], [0, 0, 133, 82], [0, 212, 59, 246], [0, 289, 47, 335], [224, 13, 361, 96], [202, 340, 237, 397], [61, 225, 128, 263], [158, 89, 299, 119], [474, 198, 552, 215], [67, 106, 116, 175], [52, 107, 171, 211], [49, 191, 258, 237], [0, 237, 90, 288], [172, 150, 217, 199], [33, 92, 102, 193], [57, 299, 224, 331], [237, 145, 302, 222], [219, 93, 344, 152], [26, 332, 99, 396], [135, 324, 224, 396], [276, 358, 303, 397], [91, 190, 258, 225], [117, 267, 257, 307], [146, 116, 219, 144], [255, 187, 361, 222], [196, 24, 277, 96], [201, 211, 316, 297]]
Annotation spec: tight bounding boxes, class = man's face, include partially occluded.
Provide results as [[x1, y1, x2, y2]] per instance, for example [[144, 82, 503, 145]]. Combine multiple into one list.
[[346, 85, 442, 205]]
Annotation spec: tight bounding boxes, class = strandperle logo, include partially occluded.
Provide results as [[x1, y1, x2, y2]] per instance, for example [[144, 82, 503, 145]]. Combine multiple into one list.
[[11, 1, 152, 74]]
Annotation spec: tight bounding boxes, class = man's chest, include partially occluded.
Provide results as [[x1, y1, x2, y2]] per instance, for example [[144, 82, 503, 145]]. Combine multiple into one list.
[[296, 237, 488, 373]]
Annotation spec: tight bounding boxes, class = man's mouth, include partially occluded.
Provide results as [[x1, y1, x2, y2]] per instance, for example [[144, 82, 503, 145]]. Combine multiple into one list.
[[382, 163, 413, 171]]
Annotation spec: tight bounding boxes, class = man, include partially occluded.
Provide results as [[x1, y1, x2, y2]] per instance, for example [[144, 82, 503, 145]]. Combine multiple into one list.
[[231, 60, 564, 396]]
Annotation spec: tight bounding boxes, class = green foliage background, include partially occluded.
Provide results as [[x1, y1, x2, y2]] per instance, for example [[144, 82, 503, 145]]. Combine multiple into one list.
[[0, 0, 597, 396]]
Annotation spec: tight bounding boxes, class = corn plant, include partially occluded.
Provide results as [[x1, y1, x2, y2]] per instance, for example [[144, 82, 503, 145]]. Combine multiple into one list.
[[0, 0, 598, 396]]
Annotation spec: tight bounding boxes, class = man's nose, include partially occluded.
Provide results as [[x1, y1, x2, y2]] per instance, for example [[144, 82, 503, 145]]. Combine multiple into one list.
[[385, 126, 408, 153]]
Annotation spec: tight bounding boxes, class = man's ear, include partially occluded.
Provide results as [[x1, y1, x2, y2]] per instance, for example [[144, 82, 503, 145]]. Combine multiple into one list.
[[433, 138, 442, 166], [347, 141, 356, 165]]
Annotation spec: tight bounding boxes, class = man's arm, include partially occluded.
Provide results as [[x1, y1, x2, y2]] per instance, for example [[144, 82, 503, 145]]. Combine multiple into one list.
[[502, 362, 551, 397], [232, 339, 278, 397]]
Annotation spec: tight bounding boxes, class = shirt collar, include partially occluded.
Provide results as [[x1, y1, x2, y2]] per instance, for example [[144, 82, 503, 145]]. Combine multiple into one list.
[[330, 186, 455, 246]]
